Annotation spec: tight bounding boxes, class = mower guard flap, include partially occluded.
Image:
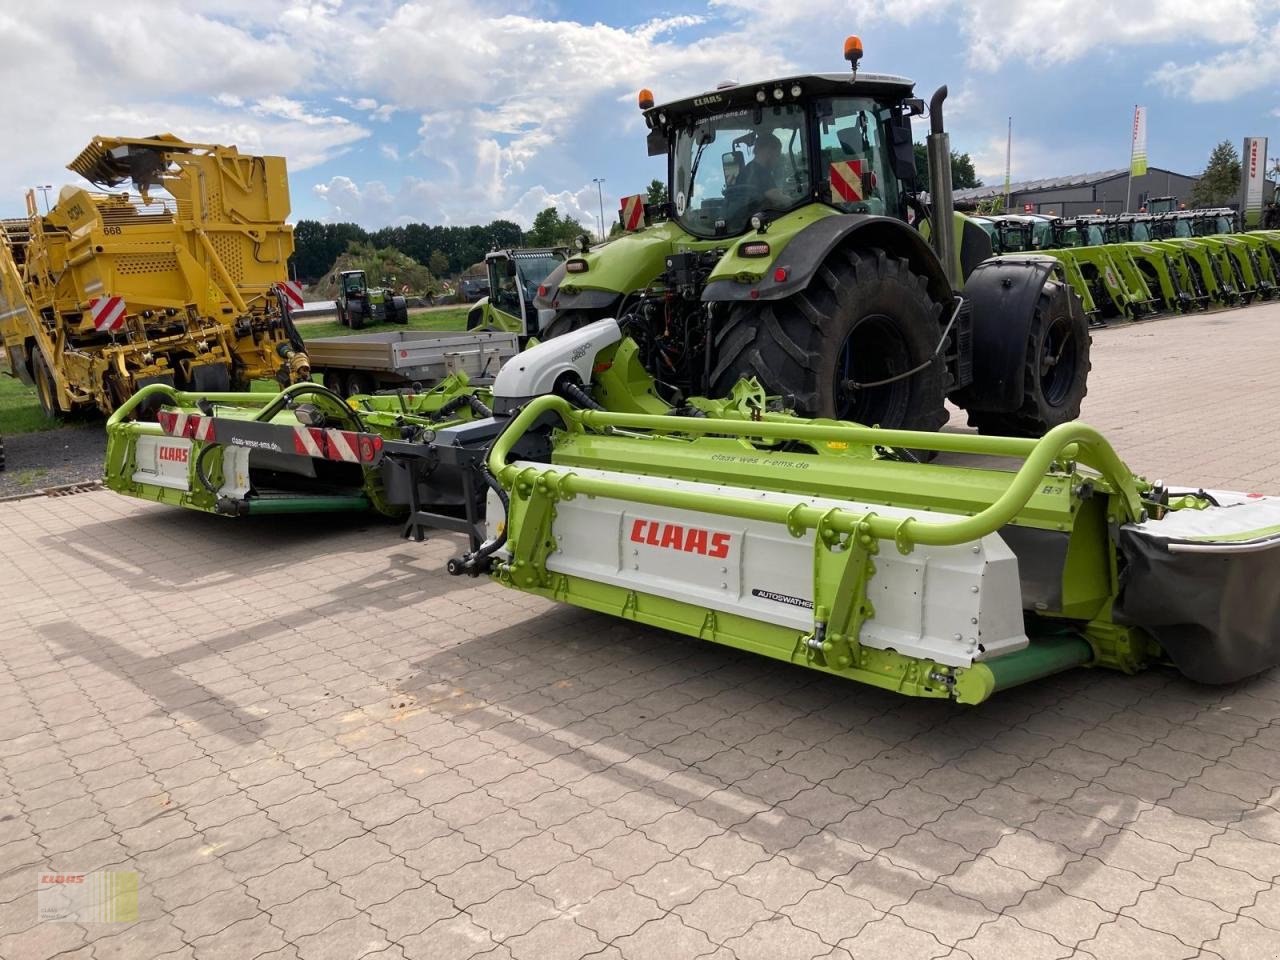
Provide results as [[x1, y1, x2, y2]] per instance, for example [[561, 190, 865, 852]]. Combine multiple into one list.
[[1116, 493, 1280, 684]]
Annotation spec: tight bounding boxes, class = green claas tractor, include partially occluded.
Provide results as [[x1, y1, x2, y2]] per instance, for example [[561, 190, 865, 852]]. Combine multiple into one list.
[[337, 270, 409, 328], [535, 41, 1091, 438], [465, 248, 567, 337]]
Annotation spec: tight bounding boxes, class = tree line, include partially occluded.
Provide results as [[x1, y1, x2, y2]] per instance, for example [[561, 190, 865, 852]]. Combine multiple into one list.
[[289, 209, 604, 282]]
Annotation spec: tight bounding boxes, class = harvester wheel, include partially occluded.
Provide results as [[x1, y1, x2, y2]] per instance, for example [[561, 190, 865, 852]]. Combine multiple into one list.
[[967, 279, 1089, 438], [32, 352, 60, 419], [710, 249, 947, 431]]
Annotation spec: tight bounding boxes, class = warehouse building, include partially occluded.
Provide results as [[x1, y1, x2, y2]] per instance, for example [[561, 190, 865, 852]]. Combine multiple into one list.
[[953, 167, 1232, 216]]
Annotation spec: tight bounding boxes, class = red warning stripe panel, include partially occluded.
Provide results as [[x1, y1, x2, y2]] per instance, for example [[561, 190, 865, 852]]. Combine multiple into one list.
[[324, 429, 360, 462], [157, 411, 215, 442], [620, 194, 645, 231], [88, 296, 127, 333], [276, 280, 305, 311], [292, 425, 325, 457], [829, 161, 865, 203]]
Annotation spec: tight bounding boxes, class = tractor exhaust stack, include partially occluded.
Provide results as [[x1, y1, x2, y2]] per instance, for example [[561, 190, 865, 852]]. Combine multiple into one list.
[[927, 85, 959, 287]]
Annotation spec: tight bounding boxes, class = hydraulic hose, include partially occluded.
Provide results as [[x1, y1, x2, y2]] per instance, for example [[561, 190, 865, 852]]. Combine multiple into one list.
[[431, 393, 494, 422], [252, 382, 366, 432], [559, 381, 603, 411], [448, 428, 513, 576]]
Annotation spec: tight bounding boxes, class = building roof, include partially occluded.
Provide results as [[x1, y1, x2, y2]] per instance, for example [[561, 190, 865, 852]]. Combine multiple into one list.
[[953, 167, 1194, 202]]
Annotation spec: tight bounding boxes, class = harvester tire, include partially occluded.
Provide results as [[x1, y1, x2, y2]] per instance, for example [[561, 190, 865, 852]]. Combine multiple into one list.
[[710, 249, 948, 431], [966, 279, 1090, 438], [33, 352, 59, 419]]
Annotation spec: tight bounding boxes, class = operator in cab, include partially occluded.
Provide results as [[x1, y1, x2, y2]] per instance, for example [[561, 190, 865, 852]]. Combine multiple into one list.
[[737, 133, 790, 211]]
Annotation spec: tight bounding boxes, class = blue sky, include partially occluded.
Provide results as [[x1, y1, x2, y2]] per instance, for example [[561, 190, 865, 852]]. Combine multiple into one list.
[[3, 1, 1277, 232]]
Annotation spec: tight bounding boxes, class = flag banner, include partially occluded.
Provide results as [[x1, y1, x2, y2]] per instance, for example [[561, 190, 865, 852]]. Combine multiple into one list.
[[1130, 106, 1148, 177], [1243, 137, 1268, 216]]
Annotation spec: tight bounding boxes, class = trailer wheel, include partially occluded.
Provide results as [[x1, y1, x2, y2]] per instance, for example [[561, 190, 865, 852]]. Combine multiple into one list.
[[967, 279, 1090, 438], [32, 352, 60, 419], [710, 249, 948, 431], [344, 372, 377, 398]]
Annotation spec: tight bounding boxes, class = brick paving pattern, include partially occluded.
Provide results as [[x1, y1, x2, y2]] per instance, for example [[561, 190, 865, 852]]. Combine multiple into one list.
[[3, 307, 1280, 959]]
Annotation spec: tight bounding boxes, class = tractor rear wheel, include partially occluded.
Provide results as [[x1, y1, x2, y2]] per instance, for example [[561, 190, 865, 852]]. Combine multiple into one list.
[[32, 352, 60, 419], [541, 310, 597, 340], [349, 306, 365, 330], [966, 278, 1089, 438], [710, 249, 948, 431]]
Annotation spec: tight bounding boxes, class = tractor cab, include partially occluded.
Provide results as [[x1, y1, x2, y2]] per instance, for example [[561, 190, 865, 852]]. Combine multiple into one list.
[[987, 215, 1051, 252], [341, 270, 368, 298], [1051, 217, 1105, 248], [468, 248, 567, 336], [647, 71, 919, 239]]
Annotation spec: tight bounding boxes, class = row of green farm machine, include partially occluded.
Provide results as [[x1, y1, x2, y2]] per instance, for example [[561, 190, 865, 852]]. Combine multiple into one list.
[[974, 208, 1280, 324]]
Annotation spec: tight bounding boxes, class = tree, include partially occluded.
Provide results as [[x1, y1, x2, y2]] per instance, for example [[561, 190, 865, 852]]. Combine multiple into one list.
[[1191, 140, 1242, 208], [646, 178, 668, 206], [428, 249, 449, 278], [913, 144, 983, 190], [527, 207, 563, 247]]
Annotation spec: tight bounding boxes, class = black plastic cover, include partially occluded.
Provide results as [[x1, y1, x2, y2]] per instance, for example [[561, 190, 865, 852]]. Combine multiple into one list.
[[953, 256, 1056, 413], [1115, 526, 1280, 684]]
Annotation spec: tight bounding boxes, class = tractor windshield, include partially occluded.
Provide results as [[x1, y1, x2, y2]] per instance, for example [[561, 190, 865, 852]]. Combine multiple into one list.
[[672, 104, 809, 237], [815, 97, 901, 218]]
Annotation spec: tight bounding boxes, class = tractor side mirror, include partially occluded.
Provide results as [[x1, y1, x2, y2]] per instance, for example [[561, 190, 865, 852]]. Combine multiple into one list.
[[647, 128, 668, 157], [505, 259, 517, 278], [888, 116, 916, 184]]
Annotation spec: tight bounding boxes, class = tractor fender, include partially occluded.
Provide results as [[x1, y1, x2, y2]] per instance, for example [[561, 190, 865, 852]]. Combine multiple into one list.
[[535, 261, 620, 312], [957, 255, 1059, 412], [701, 214, 953, 306]]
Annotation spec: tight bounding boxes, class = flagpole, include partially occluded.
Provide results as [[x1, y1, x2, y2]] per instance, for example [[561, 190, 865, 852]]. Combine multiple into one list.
[[1004, 117, 1011, 213]]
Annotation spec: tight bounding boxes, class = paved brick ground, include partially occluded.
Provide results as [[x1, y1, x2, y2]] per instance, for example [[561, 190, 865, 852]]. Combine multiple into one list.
[[4, 306, 1280, 960]]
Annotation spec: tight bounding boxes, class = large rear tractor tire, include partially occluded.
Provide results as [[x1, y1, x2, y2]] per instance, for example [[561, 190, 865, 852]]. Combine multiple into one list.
[[32, 352, 60, 419], [966, 279, 1090, 438], [710, 249, 948, 432]]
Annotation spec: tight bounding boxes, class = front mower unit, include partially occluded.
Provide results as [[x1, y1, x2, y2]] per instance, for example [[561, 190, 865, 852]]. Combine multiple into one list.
[[452, 320, 1280, 705]]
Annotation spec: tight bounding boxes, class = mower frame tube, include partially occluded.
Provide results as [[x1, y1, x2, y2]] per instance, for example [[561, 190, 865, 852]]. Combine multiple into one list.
[[487, 396, 1147, 553]]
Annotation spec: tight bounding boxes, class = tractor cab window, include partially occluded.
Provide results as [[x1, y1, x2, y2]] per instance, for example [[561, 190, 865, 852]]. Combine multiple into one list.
[[513, 253, 563, 303], [1131, 222, 1151, 242], [816, 97, 901, 218], [1030, 219, 1052, 249], [488, 259, 521, 317], [672, 105, 809, 237], [343, 274, 366, 296], [1174, 218, 1192, 238]]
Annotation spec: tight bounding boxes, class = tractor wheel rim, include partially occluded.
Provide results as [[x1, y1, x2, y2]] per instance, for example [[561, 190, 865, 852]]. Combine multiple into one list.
[[1040, 315, 1077, 406], [834, 313, 912, 426]]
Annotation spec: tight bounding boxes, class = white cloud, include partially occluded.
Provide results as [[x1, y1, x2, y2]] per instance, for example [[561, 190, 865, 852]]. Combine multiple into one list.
[[379, 143, 400, 162], [1153, 20, 1280, 101]]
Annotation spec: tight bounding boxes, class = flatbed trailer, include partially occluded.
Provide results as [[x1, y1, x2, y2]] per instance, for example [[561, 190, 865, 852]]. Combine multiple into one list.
[[306, 329, 519, 397]]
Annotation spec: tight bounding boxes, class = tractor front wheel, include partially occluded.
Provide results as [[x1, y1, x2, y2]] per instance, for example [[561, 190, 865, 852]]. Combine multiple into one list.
[[966, 279, 1090, 438], [710, 249, 948, 431]]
